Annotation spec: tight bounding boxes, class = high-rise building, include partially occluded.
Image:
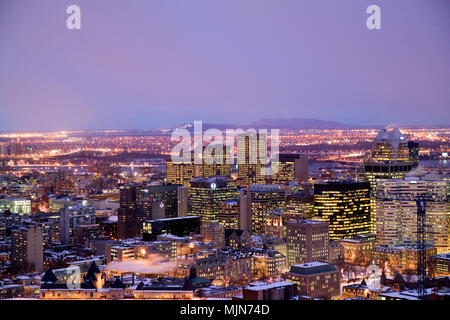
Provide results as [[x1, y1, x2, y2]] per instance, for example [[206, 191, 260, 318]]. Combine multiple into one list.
[[217, 199, 240, 229], [374, 175, 449, 253], [238, 191, 252, 232], [314, 180, 371, 240], [59, 204, 96, 244], [285, 191, 315, 220], [166, 148, 231, 187], [137, 184, 181, 218], [360, 128, 417, 233], [117, 184, 138, 239], [271, 154, 309, 184], [177, 186, 188, 217], [188, 176, 238, 225], [248, 185, 285, 235], [117, 183, 184, 239], [237, 133, 267, 187], [286, 220, 329, 267], [371, 128, 410, 162], [166, 156, 201, 187], [201, 145, 232, 179], [11, 224, 43, 272]]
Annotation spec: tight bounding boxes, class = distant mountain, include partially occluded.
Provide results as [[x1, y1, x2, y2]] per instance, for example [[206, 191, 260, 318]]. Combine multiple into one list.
[[167, 118, 371, 132], [250, 118, 355, 129]]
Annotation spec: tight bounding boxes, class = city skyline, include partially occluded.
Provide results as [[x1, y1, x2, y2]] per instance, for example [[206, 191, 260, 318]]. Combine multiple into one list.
[[1, 0, 450, 131], [0, 1, 449, 305]]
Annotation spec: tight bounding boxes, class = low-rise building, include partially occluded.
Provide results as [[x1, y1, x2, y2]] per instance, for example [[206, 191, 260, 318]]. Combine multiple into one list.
[[284, 262, 340, 300]]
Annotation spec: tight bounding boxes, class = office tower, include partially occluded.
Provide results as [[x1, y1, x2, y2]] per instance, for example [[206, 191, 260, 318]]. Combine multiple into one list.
[[202, 145, 232, 178], [149, 200, 165, 219], [237, 132, 267, 187], [372, 128, 410, 162], [360, 129, 418, 178], [239, 191, 252, 232], [360, 128, 417, 232], [286, 220, 329, 267], [271, 154, 309, 184], [187, 176, 238, 225], [249, 185, 285, 235], [314, 180, 371, 241], [75, 224, 100, 247], [59, 204, 96, 244], [142, 216, 201, 241], [11, 224, 43, 272], [117, 184, 138, 239], [284, 262, 340, 300], [166, 148, 232, 187], [285, 191, 315, 220], [137, 184, 181, 218], [99, 218, 118, 240], [201, 221, 225, 247], [177, 186, 188, 217], [165, 157, 201, 187], [374, 175, 450, 253], [217, 199, 240, 229]]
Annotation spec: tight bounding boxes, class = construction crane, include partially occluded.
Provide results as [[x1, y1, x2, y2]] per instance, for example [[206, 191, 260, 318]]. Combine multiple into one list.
[[373, 190, 447, 300]]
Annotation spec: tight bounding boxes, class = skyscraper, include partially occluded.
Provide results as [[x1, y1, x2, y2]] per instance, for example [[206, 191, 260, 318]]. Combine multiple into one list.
[[117, 184, 138, 239], [11, 224, 43, 273], [188, 176, 238, 225], [249, 184, 285, 235], [59, 204, 96, 244], [217, 199, 240, 229], [271, 153, 309, 184], [314, 180, 371, 241], [286, 219, 329, 267], [360, 128, 418, 232], [374, 175, 449, 254], [165, 156, 201, 187], [285, 191, 315, 220], [166, 147, 231, 186], [237, 133, 267, 187]]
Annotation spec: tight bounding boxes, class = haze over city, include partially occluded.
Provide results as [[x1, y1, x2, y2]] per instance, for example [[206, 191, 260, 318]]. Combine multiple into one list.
[[1, 0, 450, 131]]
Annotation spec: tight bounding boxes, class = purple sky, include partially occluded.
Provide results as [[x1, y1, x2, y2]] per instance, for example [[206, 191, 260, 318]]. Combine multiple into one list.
[[0, 0, 449, 131]]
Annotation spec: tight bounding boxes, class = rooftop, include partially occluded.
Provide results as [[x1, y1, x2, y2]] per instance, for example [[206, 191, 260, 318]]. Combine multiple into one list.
[[289, 262, 337, 275]]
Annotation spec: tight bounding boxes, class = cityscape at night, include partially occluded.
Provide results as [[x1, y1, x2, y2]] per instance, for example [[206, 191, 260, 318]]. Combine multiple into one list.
[[0, 0, 449, 313]]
